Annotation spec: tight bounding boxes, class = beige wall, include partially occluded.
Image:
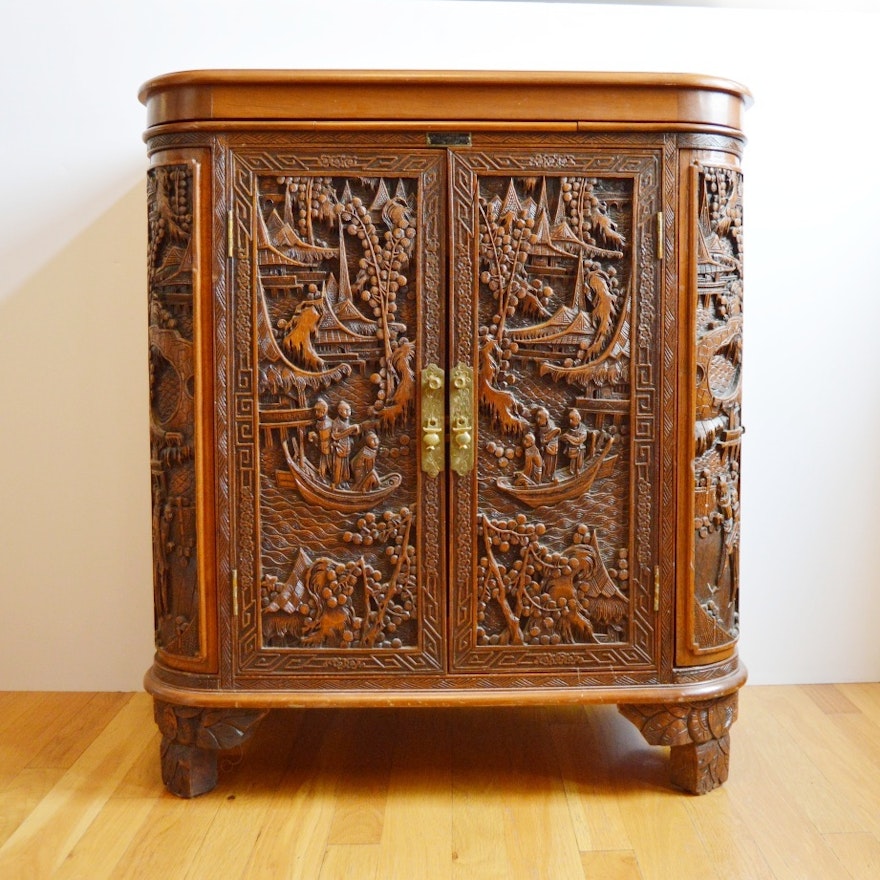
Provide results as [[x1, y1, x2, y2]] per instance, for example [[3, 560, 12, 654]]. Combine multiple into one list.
[[1, 0, 878, 689]]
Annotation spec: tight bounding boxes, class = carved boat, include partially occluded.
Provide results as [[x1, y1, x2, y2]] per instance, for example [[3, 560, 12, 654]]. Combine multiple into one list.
[[277, 440, 402, 513], [495, 438, 617, 509]]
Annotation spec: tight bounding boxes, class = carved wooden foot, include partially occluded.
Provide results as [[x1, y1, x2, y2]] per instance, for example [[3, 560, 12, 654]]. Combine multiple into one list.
[[153, 700, 267, 797], [618, 691, 738, 795]]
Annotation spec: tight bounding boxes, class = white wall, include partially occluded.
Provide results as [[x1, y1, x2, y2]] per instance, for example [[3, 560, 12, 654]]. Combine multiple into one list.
[[1, 0, 878, 690]]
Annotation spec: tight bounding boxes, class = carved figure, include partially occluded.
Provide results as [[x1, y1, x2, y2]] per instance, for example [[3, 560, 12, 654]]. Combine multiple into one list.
[[534, 406, 560, 480], [152, 492, 172, 621], [516, 432, 544, 485], [351, 431, 380, 491], [307, 397, 333, 479], [561, 408, 589, 475], [715, 471, 740, 606], [330, 401, 361, 488]]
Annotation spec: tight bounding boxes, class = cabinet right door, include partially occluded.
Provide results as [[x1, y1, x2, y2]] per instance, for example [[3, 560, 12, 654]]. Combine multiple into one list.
[[679, 159, 744, 663], [448, 146, 668, 679]]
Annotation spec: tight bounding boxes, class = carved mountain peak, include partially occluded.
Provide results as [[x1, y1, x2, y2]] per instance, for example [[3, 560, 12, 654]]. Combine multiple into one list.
[[500, 178, 522, 221], [265, 209, 338, 264], [369, 179, 392, 212]]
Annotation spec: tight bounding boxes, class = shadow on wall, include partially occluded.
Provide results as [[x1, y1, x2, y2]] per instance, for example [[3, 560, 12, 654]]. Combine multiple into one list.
[[0, 182, 156, 691]]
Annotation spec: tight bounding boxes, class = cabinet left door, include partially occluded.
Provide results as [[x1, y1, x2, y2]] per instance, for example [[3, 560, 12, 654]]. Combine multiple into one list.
[[224, 142, 447, 681]]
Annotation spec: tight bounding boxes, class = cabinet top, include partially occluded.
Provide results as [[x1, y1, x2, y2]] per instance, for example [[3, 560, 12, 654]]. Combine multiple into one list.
[[139, 69, 751, 138]]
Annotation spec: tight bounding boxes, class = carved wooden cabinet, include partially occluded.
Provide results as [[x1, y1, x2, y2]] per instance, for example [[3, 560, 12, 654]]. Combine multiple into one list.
[[140, 71, 749, 797]]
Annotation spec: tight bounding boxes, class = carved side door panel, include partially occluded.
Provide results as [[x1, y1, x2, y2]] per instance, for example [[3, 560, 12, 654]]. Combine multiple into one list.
[[680, 161, 743, 660], [229, 144, 445, 677], [148, 155, 216, 672], [449, 150, 663, 674]]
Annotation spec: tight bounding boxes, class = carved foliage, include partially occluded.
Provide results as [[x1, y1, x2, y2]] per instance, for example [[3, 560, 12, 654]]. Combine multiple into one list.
[[260, 506, 417, 650], [154, 699, 267, 750], [477, 517, 629, 646], [692, 164, 744, 650], [148, 164, 200, 656], [154, 699, 267, 798], [619, 692, 737, 794]]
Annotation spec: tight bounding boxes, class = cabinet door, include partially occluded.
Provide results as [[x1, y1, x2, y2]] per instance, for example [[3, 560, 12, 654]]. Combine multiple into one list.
[[227, 144, 446, 678], [148, 155, 216, 672], [448, 149, 664, 676], [679, 159, 744, 663]]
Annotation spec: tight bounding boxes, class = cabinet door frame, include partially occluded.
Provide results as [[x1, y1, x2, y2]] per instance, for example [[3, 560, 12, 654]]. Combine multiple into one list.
[[447, 146, 668, 677], [223, 140, 447, 681]]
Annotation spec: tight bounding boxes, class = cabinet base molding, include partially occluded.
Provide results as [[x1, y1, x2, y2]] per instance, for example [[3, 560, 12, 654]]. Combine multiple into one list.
[[148, 663, 744, 796]]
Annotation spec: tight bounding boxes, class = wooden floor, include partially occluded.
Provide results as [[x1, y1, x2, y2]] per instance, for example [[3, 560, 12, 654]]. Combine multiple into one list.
[[0, 685, 879, 879]]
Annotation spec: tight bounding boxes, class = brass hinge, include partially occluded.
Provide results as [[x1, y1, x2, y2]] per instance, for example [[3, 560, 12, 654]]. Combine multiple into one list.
[[655, 212, 664, 260], [232, 568, 239, 617], [227, 210, 235, 258], [654, 565, 661, 612]]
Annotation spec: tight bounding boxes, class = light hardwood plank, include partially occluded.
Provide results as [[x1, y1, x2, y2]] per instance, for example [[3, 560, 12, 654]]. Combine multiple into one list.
[[826, 711, 880, 838], [325, 709, 394, 846], [823, 832, 880, 880], [109, 795, 224, 880], [242, 709, 347, 880], [112, 730, 163, 798], [721, 688, 853, 880], [2, 686, 880, 880], [498, 707, 588, 880], [737, 687, 861, 835], [0, 692, 95, 783], [837, 682, 880, 727], [318, 843, 381, 880], [0, 693, 157, 877], [377, 709, 453, 880], [0, 767, 65, 847], [589, 705, 721, 880], [52, 797, 157, 880], [803, 684, 861, 716], [26, 692, 131, 770], [683, 788, 775, 879], [0, 692, 54, 741], [749, 687, 880, 838], [580, 850, 644, 880], [549, 706, 634, 853], [451, 708, 527, 880], [184, 708, 306, 879]]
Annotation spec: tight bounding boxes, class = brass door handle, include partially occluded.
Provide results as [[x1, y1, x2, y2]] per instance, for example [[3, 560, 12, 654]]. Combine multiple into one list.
[[420, 363, 474, 477], [450, 364, 474, 476], [421, 364, 445, 478]]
